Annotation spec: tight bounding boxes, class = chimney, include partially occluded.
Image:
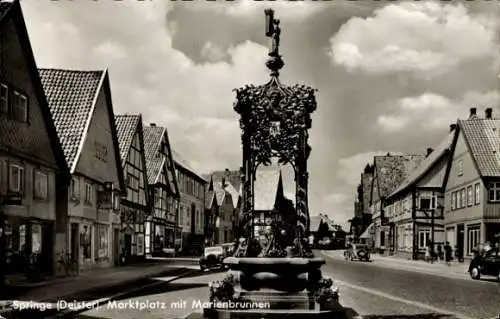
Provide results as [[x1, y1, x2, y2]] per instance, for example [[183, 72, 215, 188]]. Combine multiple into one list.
[[486, 108, 493, 119], [469, 107, 477, 118], [426, 148, 434, 156], [449, 124, 457, 132], [150, 123, 156, 127]]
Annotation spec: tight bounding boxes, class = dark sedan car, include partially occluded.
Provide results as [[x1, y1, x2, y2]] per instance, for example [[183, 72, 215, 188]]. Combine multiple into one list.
[[344, 243, 371, 262], [468, 248, 500, 280], [199, 246, 227, 271]]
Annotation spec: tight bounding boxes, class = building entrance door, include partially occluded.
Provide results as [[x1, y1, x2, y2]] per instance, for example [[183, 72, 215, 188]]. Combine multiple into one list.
[[457, 224, 464, 257]]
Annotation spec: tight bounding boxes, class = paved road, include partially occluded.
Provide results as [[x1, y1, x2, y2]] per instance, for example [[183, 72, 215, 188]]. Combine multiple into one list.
[[74, 253, 500, 319]]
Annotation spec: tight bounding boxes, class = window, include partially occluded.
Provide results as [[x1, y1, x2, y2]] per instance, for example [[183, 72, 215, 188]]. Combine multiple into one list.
[[8, 164, 24, 194], [461, 188, 466, 208], [34, 171, 48, 199], [12, 91, 28, 122], [451, 192, 456, 210], [70, 176, 80, 199], [467, 186, 473, 206], [97, 224, 108, 259], [419, 192, 436, 210], [457, 159, 463, 176], [0, 83, 8, 114], [418, 230, 431, 249], [474, 183, 481, 205], [467, 227, 480, 255], [488, 182, 500, 202], [84, 182, 93, 205], [81, 225, 92, 259]]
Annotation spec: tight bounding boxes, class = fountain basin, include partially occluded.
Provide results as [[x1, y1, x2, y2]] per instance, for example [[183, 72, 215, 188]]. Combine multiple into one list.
[[224, 257, 325, 293]]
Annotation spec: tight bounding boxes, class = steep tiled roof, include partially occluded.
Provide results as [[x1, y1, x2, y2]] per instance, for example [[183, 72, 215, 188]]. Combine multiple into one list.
[[389, 132, 454, 198], [254, 166, 282, 211], [143, 126, 165, 184], [211, 169, 242, 195], [205, 185, 215, 209], [39, 68, 104, 171], [115, 114, 140, 167], [213, 181, 226, 206], [224, 183, 239, 209], [374, 154, 425, 200], [172, 150, 207, 182], [460, 118, 500, 177]]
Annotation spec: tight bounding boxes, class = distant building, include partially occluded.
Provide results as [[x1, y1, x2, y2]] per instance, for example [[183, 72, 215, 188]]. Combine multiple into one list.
[[0, 0, 70, 280], [384, 129, 454, 260], [204, 172, 240, 245], [173, 151, 207, 254], [369, 153, 425, 252], [143, 124, 180, 256], [115, 114, 150, 263], [444, 108, 500, 259]]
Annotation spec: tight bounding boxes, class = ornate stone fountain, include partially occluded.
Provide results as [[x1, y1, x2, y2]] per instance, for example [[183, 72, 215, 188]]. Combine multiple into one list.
[[203, 9, 344, 319]]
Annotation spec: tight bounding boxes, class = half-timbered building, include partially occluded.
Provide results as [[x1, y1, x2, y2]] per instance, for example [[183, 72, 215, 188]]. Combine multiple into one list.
[[39, 68, 126, 271], [384, 128, 455, 260], [115, 114, 149, 263], [0, 0, 69, 280], [143, 124, 180, 256], [444, 108, 500, 259]]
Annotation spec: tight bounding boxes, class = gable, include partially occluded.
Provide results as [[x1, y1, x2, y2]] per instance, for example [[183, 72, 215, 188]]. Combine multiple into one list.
[[162, 130, 179, 196], [0, 5, 59, 168], [417, 155, 448, 188], [124, 131, 147, 206], [446, 130, 481, 191], [75, 81, 121, 189]]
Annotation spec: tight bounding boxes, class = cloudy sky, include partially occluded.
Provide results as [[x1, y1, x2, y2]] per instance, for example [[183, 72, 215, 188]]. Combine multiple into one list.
[[20, 0, 499, 229]]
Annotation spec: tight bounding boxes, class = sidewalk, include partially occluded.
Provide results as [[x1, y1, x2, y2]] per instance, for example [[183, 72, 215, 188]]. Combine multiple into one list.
[[6, 261, 199, 302], [322, 250, 471, 279]]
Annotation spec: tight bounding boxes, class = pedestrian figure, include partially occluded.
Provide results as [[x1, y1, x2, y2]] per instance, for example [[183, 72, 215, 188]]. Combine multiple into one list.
[[436, 243, 443, 263], [454, 245, 463, 263], [444, 242, 452, 266], [425, 242, 432, 263]]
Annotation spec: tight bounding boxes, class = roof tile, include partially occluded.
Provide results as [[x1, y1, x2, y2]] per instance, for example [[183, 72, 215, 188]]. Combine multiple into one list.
[[389, 132, 454, 197], [460, 118, 500, 177], [374, 154, 425, 199], [143, 125, 165, 185], [39, 68, 104, 170]]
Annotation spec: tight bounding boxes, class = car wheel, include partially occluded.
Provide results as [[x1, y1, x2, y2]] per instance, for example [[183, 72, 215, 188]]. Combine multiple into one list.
[[470, 266, 480, 280]]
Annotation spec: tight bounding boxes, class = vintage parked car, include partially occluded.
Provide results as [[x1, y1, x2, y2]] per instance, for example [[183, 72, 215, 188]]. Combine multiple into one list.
[[344, 243, 371, 262], [199, 245, 227, 271], [468, 248, 500, 280]]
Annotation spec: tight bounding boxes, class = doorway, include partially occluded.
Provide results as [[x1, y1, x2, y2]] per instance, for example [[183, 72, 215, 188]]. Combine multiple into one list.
[[124, 234, 132, 259], [70, 223, 78, 265], [457, 224, 464, 256], [41, 223, 54, 275], [113, 229, 120, 266]]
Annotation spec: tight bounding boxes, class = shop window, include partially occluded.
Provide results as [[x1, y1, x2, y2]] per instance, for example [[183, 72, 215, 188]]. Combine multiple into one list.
[[418, 230, 431, 249], [8, 164, 24, 194], [80, 225, 92, 260], [98, 225, 108, 259], [31, 224, 42, 253], [467, 227, 480, 255], [34, 171, 48, 199]]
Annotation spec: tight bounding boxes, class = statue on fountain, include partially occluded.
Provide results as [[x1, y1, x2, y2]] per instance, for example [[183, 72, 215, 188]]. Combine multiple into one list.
[[204, 9, 344, 319]]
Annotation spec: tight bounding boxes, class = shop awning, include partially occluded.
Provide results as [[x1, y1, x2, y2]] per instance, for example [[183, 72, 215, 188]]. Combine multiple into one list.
[[360, 223, 374, 239]]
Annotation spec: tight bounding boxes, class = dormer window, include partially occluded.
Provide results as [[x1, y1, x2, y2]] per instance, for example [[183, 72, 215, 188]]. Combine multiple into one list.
[[12, 91, 28, 123]]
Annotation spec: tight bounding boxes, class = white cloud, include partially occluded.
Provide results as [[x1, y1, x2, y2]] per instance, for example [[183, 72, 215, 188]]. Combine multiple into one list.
[[330, 1, 499, 76], [378, 90, 500, 132], [200, 42, 227, 62], [337, 151, 398, 186], [21, 0, 269, 174]]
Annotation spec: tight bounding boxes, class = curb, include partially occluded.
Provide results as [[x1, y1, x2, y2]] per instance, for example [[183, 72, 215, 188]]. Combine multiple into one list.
[[50, 267, 200, 318], [321, 251, 471, 281]]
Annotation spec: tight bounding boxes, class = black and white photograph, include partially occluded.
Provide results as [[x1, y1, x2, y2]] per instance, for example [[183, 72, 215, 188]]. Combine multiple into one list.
[[0, 0, 499, 318]]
